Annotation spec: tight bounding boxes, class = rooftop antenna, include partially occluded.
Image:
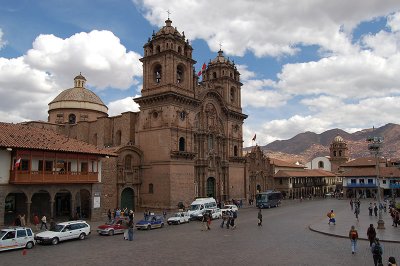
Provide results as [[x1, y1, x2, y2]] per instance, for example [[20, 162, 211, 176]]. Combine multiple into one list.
[[167, 9, 171, 20], [219, 42, 223, 51]]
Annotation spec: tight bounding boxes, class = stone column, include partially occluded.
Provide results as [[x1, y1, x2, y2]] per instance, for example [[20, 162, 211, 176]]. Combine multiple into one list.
[[50, 200, 55, 218], [26, 201, 32, 225]]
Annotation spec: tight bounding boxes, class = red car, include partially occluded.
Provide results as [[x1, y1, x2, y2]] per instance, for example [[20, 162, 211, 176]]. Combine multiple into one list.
[[97, 218, 129, 236]]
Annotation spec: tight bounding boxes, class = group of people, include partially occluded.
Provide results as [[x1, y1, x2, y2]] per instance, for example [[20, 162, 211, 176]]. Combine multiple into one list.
[[218, 210, 238, 230], [389, 207, 400, 227], [13, 214, 26, 227], [348, 224, 397, 266], [108, 207, 134, 221]]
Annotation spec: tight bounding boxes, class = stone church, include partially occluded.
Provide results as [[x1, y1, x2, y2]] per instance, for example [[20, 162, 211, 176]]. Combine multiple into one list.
[[29, 18, 248, 216]]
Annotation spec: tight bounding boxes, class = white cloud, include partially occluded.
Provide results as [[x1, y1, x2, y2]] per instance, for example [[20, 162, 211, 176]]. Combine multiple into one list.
[[24, 30, 142, 90], [242, 79, 288, 108], [108, 95, 141, 117], [0, 29, 6, 50], [387, 11, 400, 32], [134, 0, 399, 57]]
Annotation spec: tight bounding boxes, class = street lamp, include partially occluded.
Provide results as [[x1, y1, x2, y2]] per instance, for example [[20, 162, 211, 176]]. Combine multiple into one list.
[[367, 135, 385, 229]]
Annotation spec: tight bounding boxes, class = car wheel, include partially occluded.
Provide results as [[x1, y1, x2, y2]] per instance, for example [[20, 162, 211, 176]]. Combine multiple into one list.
[[25, 241, 34, 249], [177, 221, 180, 225], [51, 237, 59, 245], [79, 233, 86, 240], [108, 230, 114, 236], [147, 225, 151, 230]]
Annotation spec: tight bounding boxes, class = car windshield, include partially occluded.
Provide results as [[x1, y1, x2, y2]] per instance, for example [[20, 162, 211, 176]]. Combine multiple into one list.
[[106, 220, 116, 225], [0, 230, 7, 239], [190, 204, 200, 211], [173, 213, 182, 217], [144, 216, 155, 221], [51, 224, 64, 232]]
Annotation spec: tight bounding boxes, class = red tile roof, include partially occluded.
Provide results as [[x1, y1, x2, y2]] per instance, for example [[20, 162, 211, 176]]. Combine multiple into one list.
[[0, 122, 116, 156], [274, 169, 336, 178], [341, 157, 385, 167], [340, 167, 400, 178], [270, 158, 305, 168]]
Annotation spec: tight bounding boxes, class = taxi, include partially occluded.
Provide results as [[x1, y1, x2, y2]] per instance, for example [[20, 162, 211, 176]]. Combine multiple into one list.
[[135, 215, 164, 230], [0, 227, 35, 251], [97, 218, 129, 236]]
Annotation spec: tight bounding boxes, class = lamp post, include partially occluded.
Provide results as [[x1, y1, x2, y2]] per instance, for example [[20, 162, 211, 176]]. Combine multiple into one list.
[[367, 135, 385, 229]]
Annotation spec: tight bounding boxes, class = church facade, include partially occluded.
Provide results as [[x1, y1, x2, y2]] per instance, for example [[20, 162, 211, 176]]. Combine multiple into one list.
[[28, 19, 248, 217]]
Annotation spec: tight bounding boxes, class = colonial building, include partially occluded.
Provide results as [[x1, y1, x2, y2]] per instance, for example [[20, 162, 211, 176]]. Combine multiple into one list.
[[22, 18, 248, 217], [0, 122, 114, 225]]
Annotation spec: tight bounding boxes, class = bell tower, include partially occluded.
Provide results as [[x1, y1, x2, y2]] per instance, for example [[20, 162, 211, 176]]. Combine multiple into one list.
[[329, 135, 349, 173], [140, 19, 196, 98]]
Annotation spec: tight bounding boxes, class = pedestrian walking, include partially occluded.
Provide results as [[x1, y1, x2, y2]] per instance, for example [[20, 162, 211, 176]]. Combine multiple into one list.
[[327, 210, 336, 225], [350, 199, 354, 211], [40, 215, 48, 230], [257, 209, 262, 226], [14, 215, 21, 226], [107, 209, 112, 221], [374, 203, 378, 217], [348, 225, 358, 254], [202, 212, 209, 231], [354, 205, 360, 221], [163, 209, 167, 220], [388, 256, 397, 266], [367, 223, 377, 247], [128, 220, 134, 241], [33, 214, 40, 230], [369, 203, 373, 216], [220, 211, 227, 228], [20, 214, 26, 227], [371, 238, 383, 266]]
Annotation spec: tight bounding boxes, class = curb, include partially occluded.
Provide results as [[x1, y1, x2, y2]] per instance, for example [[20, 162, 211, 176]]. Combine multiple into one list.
[[308, 224, 400, 244]]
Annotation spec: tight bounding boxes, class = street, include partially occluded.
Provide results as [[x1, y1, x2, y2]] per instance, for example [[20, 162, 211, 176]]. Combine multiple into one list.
[[1, 199, 399, 265]]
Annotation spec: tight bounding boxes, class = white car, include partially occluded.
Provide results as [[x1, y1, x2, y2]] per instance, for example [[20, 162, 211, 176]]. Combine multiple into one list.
[[0, 227, 35, 251], [35, 220, 90, 245], [167, 212, 190, 225], [223, 204, 239, 212], [197, 208, 222, 220]]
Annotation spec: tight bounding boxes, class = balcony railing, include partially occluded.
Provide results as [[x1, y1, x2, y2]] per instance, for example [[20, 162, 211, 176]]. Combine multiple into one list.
[[345, 183, 377, 188], [389, 183, 400, 189], [9, 170, 99, 184]]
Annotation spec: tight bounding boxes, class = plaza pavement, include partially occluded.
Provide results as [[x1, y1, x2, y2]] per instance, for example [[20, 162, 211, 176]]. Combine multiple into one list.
[[309, 198, 400, 243]]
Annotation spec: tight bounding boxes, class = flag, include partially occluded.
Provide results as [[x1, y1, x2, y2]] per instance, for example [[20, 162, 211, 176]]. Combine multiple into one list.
[[252, 134, 256, 141], [197, 63, 206, 76], [15, 157, 21, 169]]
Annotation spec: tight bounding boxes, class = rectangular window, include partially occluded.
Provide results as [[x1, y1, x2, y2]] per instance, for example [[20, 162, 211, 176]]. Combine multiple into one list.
[[383, 180, 386, 184], [351, 179, 356, 184], [81, 162, 88, 173], [45, 160, 53, 171], [17, 230, 27, 238], [368, 179, 373, 184], [359, 179, 365, 184], [21, 159, 29, 171], [38, 160, 44, 171], [279, 179, 283, 185]]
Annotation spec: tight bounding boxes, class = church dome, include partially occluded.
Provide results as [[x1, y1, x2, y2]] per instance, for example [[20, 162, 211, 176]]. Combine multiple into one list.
[[155, 19, 182, 38], [333, 135, 344, 143], [210, 50, 232, 65], [48, 74, 108, 122]]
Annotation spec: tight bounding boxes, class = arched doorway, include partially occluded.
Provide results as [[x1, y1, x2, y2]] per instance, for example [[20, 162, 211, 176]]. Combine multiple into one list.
[[31, 191, 51, 221], [54, 190, 71, 219], [256, 184, 261, 193], [207, 177, 216, 198], [121, 187, 134, 211], [76, 189, 91, 219], [4, 192, 27, 226]]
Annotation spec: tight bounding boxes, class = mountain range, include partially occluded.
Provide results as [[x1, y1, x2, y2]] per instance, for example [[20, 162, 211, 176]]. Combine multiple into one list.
[[247, 123, 400, 164]]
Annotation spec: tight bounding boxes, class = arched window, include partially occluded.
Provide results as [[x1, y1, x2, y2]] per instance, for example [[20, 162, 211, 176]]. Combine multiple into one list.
[[208, 135, 214, 150], [179, 137, 185, 151], [125, 155, 132, 170], [116, 130, 122, 146], [339, 150, 342, 156], [234, 145, 238, 156], [333, 151, 337, 157], [177, 65, 184, 83], [213, 72, 217, 79], [156, 45, 160, 53], [68, 114, 76, 124], [230, 87, 236, 103], [154, 64, 162, 83], [149, 183, 154, 194], [318, 161, 324, 168], [178, 46, 182, 54]]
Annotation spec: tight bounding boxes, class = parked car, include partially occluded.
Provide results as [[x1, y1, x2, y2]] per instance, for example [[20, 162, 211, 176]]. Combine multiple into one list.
[[135, 215, 164, 230], [35, 220, 90, 245], [196, 208, 222, 220], [97, 218, 129, 236], [223, 204, 239, 212], [0, 227, 35, 251], [167, 212, 190, 225]]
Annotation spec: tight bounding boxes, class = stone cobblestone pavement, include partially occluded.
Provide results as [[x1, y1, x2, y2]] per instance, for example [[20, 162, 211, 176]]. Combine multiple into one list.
[[1, 198, 399, 265]]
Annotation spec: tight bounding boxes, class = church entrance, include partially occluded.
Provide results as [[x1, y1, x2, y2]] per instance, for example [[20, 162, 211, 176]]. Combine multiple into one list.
[[206, 177, 216, 198], [121, 187, 135, 211]]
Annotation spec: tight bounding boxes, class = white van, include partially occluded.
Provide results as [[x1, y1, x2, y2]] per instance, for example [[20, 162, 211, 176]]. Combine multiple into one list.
[[187, 198, 217, 220]]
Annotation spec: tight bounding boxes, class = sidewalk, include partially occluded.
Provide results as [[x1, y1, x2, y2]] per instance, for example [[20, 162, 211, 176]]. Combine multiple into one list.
[[309, 200, 400, 243]]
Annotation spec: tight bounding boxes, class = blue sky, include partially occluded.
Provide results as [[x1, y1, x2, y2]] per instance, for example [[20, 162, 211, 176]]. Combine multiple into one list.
[[1, 0, 400, 147]]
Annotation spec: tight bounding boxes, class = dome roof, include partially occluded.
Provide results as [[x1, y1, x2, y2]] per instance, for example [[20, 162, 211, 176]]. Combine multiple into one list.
[[211, 50, 232, 65], [333, 135, 344, 143], [50, 87, 106, 106], [155, 19, 182, 38]]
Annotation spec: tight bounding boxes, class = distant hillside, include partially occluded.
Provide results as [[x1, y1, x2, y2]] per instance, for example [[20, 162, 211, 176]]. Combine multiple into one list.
[[246, 123, 400, 163]]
